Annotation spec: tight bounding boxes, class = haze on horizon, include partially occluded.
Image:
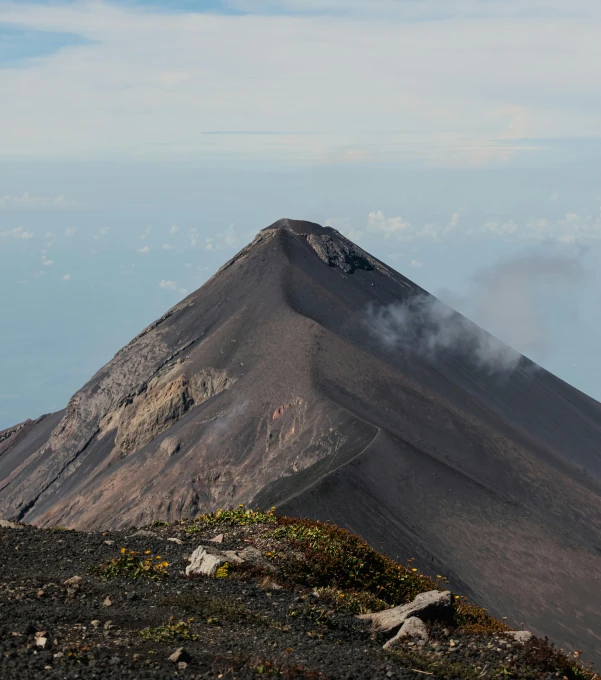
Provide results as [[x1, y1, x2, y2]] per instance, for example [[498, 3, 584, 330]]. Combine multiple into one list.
[[1, 0, 601, 429]]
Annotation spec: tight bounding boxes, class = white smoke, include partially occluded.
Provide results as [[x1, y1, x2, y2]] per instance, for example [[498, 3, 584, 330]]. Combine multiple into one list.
[[366, 295, 522, 373], [366, 251, 587, 374]]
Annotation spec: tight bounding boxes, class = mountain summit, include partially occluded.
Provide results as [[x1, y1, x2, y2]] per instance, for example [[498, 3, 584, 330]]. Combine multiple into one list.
[[2, 219, 601, 662]]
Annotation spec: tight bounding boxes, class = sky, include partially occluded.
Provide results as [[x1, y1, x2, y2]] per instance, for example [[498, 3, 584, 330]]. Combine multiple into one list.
[[0, 0, 600, 428]]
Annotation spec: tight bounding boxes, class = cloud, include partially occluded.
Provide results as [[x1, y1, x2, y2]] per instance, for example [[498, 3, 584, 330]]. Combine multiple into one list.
[[188, 229, 198, 247], [42, 258, 54, 266], [409, 259, 423, 267], [162, 243, 175, 250], [0, 192, 75, 209], [437, 251, 587, 361], [0, 226, 34, 240], [359, 209, 601, 245], [158, 280, 188, 295], [136, 245, 150, 253], [0, 2, 599, 166], [64, 226, 76, 236], [367, 211, 411, 238], [139, 226, 152, 239], [366, 295, 523, 373], [158, 279, 177, 290], [94, 227, 109, 239], [204, 223, 244, 251], [169, 225, 179, 236], [61, 273, 71, 280]]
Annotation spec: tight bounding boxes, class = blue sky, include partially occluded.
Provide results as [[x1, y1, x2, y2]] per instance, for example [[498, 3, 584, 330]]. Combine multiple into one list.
[[1, 0, 600, 428]]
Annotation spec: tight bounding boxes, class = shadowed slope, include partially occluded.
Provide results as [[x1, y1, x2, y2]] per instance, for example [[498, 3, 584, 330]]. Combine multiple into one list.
[[1, 218, 601, 664]]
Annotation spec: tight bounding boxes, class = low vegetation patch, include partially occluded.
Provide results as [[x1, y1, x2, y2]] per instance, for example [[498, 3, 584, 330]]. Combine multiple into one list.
[[139, 617, 198, 643], [186, 506, 279, 533], [90, 548, 169, 580]]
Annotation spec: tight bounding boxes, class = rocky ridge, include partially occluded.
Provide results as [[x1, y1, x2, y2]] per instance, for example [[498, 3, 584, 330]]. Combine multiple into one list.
[[0, 509, 595, 680]]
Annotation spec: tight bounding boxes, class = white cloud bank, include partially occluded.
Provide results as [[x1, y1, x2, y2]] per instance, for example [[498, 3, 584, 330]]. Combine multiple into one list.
[[0, 1, 599, 166], [0, 226, 34, 240], [334, 208, 601, 245], [0, 192, 75, 209]]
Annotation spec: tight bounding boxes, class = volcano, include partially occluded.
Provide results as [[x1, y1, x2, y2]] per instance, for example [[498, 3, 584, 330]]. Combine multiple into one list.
[[2, 218, 601, 662]]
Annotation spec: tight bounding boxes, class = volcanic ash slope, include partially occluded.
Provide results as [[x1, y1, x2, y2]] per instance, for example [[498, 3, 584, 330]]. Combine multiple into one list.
[[2, 218, 601, 665]]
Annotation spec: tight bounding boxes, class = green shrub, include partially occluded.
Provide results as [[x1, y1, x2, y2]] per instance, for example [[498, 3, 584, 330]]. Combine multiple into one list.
[[90, 548, 168, 580]]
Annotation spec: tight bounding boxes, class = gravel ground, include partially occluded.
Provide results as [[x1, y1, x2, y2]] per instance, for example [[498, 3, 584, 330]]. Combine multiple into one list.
[[0, 520, 595, 680]]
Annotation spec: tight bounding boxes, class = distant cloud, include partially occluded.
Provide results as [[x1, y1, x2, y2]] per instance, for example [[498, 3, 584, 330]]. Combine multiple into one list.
[[61, 274, 71, 281], [64, 227, 76, 237], [367, 211, 411, 238], [136, 245, 150, 253], [0, 226, 34, 240], [204, 223, 244, 251], [2, 2, 600, 167], [162, 243, 175, 250], [169, 225, 179, 236], [449, 213, 460, 228], [0, 193, 75, 209], [94, 227, 109, 240], [188, 229, 198, 247], [158, 279, 177, 290], [41, 258, 54, 266], [409, 259, 423, 267], [158, 280, 187, 295], [139, 226, 152, 240]]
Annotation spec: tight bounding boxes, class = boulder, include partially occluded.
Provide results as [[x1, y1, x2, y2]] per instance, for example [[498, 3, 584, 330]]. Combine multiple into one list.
[[383, 617, 429, 650], [358, 590, 452, 633], [185, 546, 240, 577]]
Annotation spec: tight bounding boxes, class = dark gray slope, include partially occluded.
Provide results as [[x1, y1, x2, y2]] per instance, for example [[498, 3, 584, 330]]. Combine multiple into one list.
[[1, 218, 601, 663]]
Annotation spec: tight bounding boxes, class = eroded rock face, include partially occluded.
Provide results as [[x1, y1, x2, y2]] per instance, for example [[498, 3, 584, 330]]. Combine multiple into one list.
[[103, 368, 235, 456]]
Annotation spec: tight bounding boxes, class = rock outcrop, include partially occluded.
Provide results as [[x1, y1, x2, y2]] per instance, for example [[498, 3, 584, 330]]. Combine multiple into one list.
[[358, 590, 452, 634]]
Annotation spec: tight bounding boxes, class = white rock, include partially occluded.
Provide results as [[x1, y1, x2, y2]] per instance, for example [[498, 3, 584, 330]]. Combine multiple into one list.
[[209, 534, 224, 544], [505, 630, 533, 643], [358, 590, 452, 633], [35, 637, 49, 649], [167, 537, 183, 545], [383, 617, 429, 650], [185, 546, 228, 577]]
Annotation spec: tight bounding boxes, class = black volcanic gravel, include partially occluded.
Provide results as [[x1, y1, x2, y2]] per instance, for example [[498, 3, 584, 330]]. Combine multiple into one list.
[[0, 524, 419, 679], [0, 523, 592, 680]]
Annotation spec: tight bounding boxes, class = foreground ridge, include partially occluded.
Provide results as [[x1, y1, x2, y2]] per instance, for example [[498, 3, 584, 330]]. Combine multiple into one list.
[[0, 510, 595, 680]]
